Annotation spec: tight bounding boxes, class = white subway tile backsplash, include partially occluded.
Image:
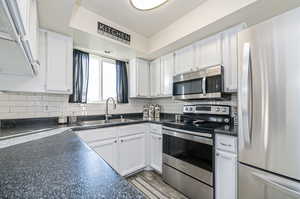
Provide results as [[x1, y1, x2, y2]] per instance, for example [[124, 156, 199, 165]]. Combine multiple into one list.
[[0, 92, 237, 120], [0, 106, 9, 113]]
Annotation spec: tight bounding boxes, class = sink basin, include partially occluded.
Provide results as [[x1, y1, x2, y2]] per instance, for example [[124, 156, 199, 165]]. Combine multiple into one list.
[[78, 118, 136, 126]]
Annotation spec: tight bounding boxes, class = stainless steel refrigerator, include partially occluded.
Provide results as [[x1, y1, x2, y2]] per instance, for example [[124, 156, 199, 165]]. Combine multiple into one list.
[[238, 7, 300, 199]]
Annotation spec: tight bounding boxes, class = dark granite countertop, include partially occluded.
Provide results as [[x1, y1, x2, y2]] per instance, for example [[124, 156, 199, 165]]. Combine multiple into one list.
[[0, 113, 174, 140], [0, 130, 145, 199], [214, 125, 238, 136]]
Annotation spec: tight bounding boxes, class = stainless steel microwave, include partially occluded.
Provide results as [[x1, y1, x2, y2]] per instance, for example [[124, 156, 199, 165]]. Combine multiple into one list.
[[172, 65, 224, 100]]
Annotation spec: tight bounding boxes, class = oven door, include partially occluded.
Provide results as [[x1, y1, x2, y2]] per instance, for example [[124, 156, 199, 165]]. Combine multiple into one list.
[[162, 128, 214, 186]]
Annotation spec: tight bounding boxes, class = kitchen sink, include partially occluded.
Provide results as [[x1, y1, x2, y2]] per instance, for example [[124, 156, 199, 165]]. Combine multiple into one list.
[[78, 118, 136, 126]]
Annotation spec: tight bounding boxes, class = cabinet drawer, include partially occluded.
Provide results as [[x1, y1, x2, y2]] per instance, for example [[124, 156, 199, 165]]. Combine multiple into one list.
[[118, 124, 148, 137], [216, 134, 237, 153], [76, 128, 117, 143], [150, 124, 162, 134]]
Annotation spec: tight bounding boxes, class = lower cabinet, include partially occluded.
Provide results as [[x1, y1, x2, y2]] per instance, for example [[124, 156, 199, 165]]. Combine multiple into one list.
[[149, 133, 162, 173], [89, 138, 118, 171], [215, 134, 237, 199], [118, 133, 146, 176], [76, 124, 150, 176]]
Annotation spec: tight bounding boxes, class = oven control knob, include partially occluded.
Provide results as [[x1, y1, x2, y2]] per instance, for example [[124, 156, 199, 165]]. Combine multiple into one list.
[[215, 107, 220, 112], [189, 107, 193, 112]]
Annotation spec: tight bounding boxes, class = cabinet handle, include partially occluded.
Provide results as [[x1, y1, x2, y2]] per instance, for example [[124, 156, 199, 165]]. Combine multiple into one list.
[[220, 143, 232, 147]]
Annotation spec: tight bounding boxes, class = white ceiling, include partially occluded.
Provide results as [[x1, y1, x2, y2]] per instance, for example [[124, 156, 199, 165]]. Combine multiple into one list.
[[38, 0, 76, 35], [80, 0, 206, 37]]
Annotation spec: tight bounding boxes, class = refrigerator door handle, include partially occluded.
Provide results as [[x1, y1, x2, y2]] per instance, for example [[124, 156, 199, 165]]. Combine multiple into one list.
[[202, 76, 206, 96], [240, 43, 252, 145], [252, 172, 300, 198]]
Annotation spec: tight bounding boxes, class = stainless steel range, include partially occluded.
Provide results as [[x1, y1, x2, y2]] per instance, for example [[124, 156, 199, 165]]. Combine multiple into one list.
[[162, 104, 231, 199]]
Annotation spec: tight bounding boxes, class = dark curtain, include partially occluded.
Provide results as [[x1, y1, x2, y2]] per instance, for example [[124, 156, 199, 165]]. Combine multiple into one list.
[[69, 49, 89, 103], [116, 60, 129, 103]]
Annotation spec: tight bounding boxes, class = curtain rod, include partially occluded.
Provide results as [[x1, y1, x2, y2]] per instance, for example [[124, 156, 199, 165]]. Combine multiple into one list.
[[74, 47, 129, 63]]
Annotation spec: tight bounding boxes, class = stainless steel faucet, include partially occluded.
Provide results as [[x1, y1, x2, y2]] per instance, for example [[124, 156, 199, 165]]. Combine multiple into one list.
[[105, 97, 117, 122]]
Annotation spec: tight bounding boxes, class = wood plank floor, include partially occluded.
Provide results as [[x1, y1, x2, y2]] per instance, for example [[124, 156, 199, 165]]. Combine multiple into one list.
[[127, 171, 188, 199]]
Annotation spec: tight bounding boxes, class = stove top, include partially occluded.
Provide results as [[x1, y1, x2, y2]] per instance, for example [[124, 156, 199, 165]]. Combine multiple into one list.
[[163, 121, 229, 134], [163, 104, 232, 135]]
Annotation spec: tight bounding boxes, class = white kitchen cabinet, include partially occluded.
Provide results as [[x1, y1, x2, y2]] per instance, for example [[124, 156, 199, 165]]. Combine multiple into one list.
[[76, 128, 119, 170], [26, 0, 39, 64], [0, 29, 46, 92], [215, 134, 237, 199], [0, 0, 40, 76], [77, 124, 148, 177], [89, 138, 118, 170], [174, 44, 194, 75], [129, 58, 150, 98], [160, 53, 174, 96], [194, 34, 222, 69], [149, 124, 162, 173], [118, 133, 146, 176], [150, 58, 161, 97], [150, 133, 162, 173], [221, 24, 245, 92], [216, 151, 237, 199], [45, 30, 73, 94]]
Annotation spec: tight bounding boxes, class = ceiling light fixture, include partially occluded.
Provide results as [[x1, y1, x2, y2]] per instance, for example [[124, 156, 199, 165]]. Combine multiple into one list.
[[130, 0, 169, 11]]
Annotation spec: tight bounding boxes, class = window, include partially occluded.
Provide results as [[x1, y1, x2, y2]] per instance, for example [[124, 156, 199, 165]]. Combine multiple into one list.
[[87, 55, 117, 103]]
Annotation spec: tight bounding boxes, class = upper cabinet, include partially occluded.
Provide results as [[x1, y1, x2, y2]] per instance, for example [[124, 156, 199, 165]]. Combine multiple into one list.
[[149, 53, 174, 98], [129, 58, 150, 98], [24, 0, 40, 67], [174, 44, 194, 75], [172, 24, 244, 93], [0, 30, 73, 94], [150, 58, 161, 97], [160, 53, 174, 96], [0, 0, 39, 76], [45, 30, 73, 94], [221, 24, 245, 93], [194, 34, 222, 69], [5, 0, 39, 74]]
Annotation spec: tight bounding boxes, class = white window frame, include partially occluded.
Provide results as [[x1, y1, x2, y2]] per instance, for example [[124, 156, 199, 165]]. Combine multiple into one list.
[[87, 55, 117, 104]]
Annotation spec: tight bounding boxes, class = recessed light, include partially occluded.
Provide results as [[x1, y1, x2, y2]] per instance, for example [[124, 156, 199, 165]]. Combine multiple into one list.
[[130, 0, 169, 11]]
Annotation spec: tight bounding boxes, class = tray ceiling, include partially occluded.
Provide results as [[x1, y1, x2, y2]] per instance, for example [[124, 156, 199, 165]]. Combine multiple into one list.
[[80, 0, 206, 37]]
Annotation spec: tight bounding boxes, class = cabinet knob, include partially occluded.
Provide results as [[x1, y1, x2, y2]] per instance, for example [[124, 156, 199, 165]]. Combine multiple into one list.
[[114, 140, 117, 143], [121, 139, 124, 143]]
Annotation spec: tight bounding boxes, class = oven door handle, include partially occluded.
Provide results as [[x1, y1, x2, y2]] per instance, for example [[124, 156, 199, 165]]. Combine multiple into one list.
[[163, 130, 213, 145]]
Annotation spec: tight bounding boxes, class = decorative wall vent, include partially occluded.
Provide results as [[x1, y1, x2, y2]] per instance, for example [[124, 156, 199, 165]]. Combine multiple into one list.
[[97, 22, 131, 45]]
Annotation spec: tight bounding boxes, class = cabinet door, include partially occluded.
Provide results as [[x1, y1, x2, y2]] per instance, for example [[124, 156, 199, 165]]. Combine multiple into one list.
[[27, 0, 39, 62], [221, 24, 245, 92], [216, 150, 237, 199], [16, 0, 30, 35], [89, 138, 118, 171], [129, 59, 137, 98], [136, 59, 150, 97], [150, 58, 161, 97], [195, 34, 222, 69], [46, 31, 73, 94], [118, 133, 146, 176], [150, 133, 162, 173], [160, 53, 174, 96], [174, 44, 194, 75]]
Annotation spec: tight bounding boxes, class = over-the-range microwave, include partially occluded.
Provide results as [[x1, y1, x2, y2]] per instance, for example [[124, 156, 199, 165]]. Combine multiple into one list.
[[172, 65, 226, 100]]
